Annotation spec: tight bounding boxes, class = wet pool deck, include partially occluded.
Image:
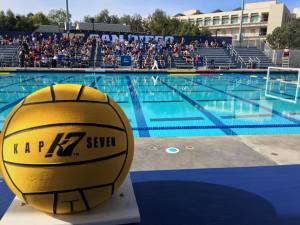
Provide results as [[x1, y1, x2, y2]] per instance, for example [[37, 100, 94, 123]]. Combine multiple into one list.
[[1, 135, 300, 225], [0, 135, 299, 180], [132, 135, 300, 171]]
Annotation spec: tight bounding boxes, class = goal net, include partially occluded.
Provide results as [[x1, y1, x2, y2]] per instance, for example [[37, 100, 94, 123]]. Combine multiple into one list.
[[265, 67, 300, 104]]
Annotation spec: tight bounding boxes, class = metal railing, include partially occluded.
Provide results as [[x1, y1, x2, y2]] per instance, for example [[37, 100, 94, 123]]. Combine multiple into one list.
[[93, 42, 99, 69], [237, 55, 245, 68], [247, 56, 261, 69], [0, 55, 17, 67], [255, 56, 261, 68]]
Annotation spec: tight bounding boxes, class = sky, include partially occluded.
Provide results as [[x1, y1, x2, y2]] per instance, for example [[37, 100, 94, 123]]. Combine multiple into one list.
[[0, 0, 299, 21]]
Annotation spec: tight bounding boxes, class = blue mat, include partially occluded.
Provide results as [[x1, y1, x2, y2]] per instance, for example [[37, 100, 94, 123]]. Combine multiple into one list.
[[2, 165, 300, 225]]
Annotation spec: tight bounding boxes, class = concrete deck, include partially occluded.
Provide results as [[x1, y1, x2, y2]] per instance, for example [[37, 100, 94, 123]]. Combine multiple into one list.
[[132, 135, 300, 171], [0, 67, 268, 74], [0, 135, 299, 180]]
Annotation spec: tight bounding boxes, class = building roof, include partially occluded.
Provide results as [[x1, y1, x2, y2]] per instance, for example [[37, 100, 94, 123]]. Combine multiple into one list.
[[182, 9, 203, 16], [233, 7, 242, 11], [212, 9, 223, 13], [174, 13, 185, 17], [75, 22, 131, 33], [34, 25, 60, 33]]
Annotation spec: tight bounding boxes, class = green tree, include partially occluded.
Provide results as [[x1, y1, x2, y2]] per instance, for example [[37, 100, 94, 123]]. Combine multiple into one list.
[[15, 15, 35, 31], [5, 10, 17, 30], [0, 11, 7, 30], [267, 18, 300, 49], [94, 9, 114, 23], [83, 9, 211, 36], [84, 10, 120, 24], [31, 12, 51, 25], [145, 9, 211, 36], [145, 9, 169, 35], [110, 15, 120, 24], [48, 9, 71, 27], [120, 14, 144, 33], [83, 15, 93, 23], [0, 10, 49, 31]]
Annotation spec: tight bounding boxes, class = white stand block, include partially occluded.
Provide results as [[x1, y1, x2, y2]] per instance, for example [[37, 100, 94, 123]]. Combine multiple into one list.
[[0, 176, 140, 225]]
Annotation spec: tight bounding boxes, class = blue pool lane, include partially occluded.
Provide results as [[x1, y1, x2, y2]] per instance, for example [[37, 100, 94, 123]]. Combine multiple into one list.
[[0, 72, 300, 137]]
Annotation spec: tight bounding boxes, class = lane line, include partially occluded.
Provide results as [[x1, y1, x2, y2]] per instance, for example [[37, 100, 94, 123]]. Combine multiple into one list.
[[181, 77, 300, 125], [150, 117, 204, 122], [158, 78, 236, 136], [131, 123, 300, 131], [126, 76, 150, 137]]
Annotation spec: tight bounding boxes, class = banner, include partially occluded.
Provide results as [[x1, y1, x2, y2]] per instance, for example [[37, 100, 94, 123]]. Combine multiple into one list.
[[88, 33, 232, 45], [0, 31, 232, 45], [120, 56, 132, 66]]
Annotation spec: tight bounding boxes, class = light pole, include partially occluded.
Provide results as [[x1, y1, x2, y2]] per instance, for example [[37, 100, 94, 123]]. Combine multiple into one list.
[[91, 18, 95, 33], [238, 0, 245, 45], [215, 29, 220, 39], [65, 0, 70, 34]]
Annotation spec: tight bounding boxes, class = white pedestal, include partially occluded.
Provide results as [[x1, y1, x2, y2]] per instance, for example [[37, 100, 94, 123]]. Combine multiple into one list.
[[0, 176, 140, 225]]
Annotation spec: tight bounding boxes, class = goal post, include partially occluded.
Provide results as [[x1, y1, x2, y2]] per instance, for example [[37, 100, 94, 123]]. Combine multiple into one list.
[[265, 67, 300, 104]]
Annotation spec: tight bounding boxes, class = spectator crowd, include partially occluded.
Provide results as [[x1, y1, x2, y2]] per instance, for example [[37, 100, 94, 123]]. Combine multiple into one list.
[[98, 37, 227, 69], [18, 34, 93, 68], [0, 33, 93, 68], [0, 33, 228, 69]]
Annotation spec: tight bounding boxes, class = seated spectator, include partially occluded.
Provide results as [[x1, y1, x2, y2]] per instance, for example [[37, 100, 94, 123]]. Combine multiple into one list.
[[185, 54, 192, 64], [2, 32, 225, 69]]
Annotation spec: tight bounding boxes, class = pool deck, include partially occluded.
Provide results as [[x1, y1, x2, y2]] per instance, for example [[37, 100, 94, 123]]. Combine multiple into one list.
[[1, 135, 300, 225], [0, 135, 299, 180], [132, 135, 300, 171], [0, 67, 268, 74]]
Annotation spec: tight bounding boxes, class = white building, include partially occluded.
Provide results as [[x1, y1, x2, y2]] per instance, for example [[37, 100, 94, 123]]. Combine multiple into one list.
[[294, 7, 300, 18], [174, 1, 298, 41]]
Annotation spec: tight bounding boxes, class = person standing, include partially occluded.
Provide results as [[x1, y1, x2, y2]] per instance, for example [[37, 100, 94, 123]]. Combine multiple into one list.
[[194, 54, 199, 69], [167, 54, 172, 69], [152, 55, 159, 70]]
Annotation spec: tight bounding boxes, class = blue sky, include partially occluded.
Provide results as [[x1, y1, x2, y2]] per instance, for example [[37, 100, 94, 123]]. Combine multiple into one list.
[[0, 0, 299, 21]]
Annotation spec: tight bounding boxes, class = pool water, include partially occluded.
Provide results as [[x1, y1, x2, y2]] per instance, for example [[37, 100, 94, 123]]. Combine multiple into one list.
[[0, 72, 300, 137]]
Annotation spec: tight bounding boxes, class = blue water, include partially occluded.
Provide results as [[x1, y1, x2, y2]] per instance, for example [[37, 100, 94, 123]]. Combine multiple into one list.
[[0, 72, 300, 137]]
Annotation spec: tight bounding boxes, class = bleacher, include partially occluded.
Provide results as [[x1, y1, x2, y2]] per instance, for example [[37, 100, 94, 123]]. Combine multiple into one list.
[[199, 48, 237, 69], [94, 46, 102, 68], [174, 56, 194, 69], [89, 39, 97, 68], [0, 45, 18, 67], [233, 47, 275, 68]]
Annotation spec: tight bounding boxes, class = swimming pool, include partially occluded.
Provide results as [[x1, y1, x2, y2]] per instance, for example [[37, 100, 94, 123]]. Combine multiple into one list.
[[0, 72, 300, 137]]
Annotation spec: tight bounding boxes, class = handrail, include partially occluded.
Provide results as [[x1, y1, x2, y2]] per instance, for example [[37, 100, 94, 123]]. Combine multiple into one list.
[[227, 44, 237, 58], [255, 56, 261, 68], [93, 42, 98, 69], [237, 55, 245, 68]]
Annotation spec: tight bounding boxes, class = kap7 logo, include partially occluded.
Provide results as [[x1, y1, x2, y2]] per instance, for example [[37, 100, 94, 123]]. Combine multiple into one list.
[[45, 132, 86, 158]]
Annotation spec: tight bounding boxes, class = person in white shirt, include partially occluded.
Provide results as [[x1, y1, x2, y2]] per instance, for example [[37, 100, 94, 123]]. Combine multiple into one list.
[[152, 55, 159, 70]]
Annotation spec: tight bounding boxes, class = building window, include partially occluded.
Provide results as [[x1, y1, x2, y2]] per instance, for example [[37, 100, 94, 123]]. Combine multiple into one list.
[[222, 16, 229, 24], [197, 18, 203, 26], [242, 14, 249, 23], [250, 29, 256, 35], [260, 27, 267, 36], [204, 17, 211, 26], [231, 15, 239, 24], [213, 17, 220, 25], [231, 29, 239, 35], [261, 13, 269, 22], [250, 13, 259, 23], [188, 18, 195, 24], [222, 30, 227, 35]]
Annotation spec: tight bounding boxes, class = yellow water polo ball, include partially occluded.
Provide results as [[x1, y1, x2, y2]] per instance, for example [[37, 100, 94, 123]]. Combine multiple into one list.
[[0, 84, 134, 214]]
